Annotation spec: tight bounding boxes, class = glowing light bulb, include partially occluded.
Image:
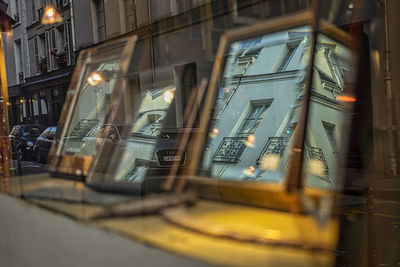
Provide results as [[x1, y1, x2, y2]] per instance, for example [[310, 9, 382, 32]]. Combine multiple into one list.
[[163, 89, 175, 104], [87, 72, 103, 86]]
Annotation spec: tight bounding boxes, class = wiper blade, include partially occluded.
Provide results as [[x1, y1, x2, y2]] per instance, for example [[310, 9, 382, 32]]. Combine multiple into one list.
[[90, 192, 197, 220]]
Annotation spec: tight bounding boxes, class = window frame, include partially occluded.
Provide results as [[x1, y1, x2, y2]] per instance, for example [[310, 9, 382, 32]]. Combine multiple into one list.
[[275, 43, 298, 72], [47, 36, 137, 179]]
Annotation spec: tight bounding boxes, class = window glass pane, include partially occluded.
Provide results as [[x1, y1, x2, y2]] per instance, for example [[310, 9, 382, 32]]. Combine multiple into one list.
[[199, 26, 312, 182], [62, 58, 119, 155]]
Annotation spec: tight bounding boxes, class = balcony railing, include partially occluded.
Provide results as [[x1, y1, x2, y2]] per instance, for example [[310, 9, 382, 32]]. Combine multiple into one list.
[[18, 72, 24, 83], [256, 137, 286, 163], [307, 146, 329, 174], [13, 13, 20, 23], [213, 136, 247, 163]]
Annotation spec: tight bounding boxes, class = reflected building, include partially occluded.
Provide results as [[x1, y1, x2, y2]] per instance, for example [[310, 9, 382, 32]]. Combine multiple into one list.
[[206, 30, 348, 188]]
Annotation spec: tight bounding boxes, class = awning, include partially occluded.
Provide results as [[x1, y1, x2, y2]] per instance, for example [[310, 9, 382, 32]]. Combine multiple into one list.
[[22, 72, 71, 87]]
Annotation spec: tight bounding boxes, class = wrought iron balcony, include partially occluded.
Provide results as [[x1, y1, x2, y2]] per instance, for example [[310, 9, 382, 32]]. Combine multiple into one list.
[[256, 137, 286, 163], [18, 72, 24, 83], [213, 136, 247, 163], [13, 13, 20, 23], [307, 146, 329, 174]]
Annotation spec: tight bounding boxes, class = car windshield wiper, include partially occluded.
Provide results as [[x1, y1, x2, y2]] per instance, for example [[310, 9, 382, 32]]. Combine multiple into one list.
[[90, 192, 197, 220]]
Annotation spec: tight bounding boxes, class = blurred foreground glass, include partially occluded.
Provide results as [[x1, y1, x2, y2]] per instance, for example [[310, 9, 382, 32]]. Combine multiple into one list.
[[86, 42, 200, 189], [303, 32, 352, 189], [49, 37, 136, 177]]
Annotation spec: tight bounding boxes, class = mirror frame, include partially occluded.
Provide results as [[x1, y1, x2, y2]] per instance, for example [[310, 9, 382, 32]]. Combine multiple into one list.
[[48, 36, 137, 180], [167, 11, 356, 212]]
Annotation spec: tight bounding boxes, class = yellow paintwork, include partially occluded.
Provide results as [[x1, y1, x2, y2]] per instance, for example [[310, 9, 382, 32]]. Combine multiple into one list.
[[10, 175, 338, 266], [96, 201, 337, 267]]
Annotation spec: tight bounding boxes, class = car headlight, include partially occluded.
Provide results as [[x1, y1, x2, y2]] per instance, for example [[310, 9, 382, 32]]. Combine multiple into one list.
[[27, 141, 34, 146]]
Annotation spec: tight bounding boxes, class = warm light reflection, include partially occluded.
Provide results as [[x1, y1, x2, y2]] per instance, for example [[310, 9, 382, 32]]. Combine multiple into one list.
[[224, 88, 230, 93], [244, 134, 256, 148], [87, 72, 103, 86], [309, 159, 325, 177], [260, 154, 281, 171], [336, 95, 356, 103], [243, 165, 256, 177], [209, 127, 219, 138], [163, 89, 175, 104], [6, 102, 10, 106], [41, 6, 63, 25]]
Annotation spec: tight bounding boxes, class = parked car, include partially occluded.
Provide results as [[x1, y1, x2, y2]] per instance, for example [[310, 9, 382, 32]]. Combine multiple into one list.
[[35, 126, 58, 163], [9, 125, 47, 160]]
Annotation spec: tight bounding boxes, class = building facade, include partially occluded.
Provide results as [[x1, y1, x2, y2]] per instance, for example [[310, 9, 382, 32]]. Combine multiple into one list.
[[4, 0, 75, 126]]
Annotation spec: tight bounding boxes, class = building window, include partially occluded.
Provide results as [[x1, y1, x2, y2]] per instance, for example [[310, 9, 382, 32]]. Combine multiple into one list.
[[236, 103, 269, 137], [135, 111, 167, 137], [323, 122, 337, 153], [45, 28, 58, 71], [33, 37, 40, 74], [14, 39, 23, 82], [13, 0, 20, 23], [124, 0, 136, 32], [31, 0, 37, 22], [276, 45, 297, 72], [93, 0, 106, 43]]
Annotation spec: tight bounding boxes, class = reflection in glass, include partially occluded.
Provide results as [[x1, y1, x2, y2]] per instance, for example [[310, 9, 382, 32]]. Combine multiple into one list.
[[63, 59, 119, 155], [201, 27, 312, 182], [88, 78, 194, 185], [304, 34, 351, 189]]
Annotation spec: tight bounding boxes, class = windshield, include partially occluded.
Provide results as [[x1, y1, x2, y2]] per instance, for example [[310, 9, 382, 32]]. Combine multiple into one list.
[[22, 126, 43, 137]]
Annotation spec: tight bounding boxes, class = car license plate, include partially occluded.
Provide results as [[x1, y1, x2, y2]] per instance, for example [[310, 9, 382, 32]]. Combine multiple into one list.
[[163, 155, 181, 162]]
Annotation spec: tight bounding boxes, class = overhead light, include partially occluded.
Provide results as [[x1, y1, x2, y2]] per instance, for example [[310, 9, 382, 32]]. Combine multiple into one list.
[[41, 6, 63, 25]]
